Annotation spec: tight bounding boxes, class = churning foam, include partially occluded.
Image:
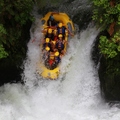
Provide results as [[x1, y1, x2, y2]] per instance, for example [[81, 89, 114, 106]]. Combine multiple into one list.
[[0, 18, 120, 120]]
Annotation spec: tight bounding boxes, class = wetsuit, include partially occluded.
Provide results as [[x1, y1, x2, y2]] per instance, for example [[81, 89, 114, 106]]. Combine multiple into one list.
[[57, 26, 66, 39], [45, 33, 54, 40], [47, 15, 58, 26], [43, 43, 51, 50], [55, 56, 61, 64], [56, 41, 64, 53]]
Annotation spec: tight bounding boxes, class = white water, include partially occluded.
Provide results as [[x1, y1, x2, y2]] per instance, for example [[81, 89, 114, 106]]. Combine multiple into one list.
[[0, 17, 120, 120]]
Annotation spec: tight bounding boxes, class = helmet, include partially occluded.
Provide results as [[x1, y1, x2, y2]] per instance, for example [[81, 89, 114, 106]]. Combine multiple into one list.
[[48, 28, 52, 33], [50, 15, 54, 20], [45, 46, 50, 51], [58, 34, 63, 38], [53, 29, 57, 34], [58, 22, 62, 27], [45, 38, 50, 43], [55, 51, 59, 56]]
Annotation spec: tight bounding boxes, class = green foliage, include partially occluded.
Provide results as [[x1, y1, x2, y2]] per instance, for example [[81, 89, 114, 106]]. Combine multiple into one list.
[[92, 0, 120, 30], [0, 0, 34, 61], [99, 31, 120, 58], [0, 44, 8, 58], [0, 24, 8, 58], [0, 24, 7, 34], [92, 0, 120, 77]]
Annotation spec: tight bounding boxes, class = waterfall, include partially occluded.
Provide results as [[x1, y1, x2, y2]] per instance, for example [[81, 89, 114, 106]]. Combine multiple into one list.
[[0, 2, 120, 120]]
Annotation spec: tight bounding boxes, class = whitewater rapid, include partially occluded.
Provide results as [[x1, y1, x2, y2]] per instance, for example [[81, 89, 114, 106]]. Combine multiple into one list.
[[0, 17, 120, 120]]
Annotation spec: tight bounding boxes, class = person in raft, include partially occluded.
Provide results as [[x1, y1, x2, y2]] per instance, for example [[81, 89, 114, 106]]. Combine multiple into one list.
[[47, 12, 59, 27]]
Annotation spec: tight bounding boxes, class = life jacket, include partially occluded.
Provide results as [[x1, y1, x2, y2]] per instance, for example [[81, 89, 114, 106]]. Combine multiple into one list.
[[57, 26, 66, 35], [45, 33, 54, 40], [56, 41, 64, 50], [43, 43, 51, 49], [55, 56, 61, 64]]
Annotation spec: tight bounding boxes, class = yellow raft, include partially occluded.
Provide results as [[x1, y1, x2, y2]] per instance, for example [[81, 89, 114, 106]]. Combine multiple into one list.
[[37, 12, 75, 80]]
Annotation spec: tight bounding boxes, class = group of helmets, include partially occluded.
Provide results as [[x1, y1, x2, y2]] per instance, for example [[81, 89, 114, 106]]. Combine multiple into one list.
[[45, 38, 60, 57], [44, 22, 63, 57], [47, 29, 63, 39], [47, 22, 63, 34], [45, 46, 59, 57]]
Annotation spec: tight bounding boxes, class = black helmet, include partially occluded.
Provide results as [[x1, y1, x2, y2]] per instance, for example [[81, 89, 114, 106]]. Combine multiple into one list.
[[50, 15, 54, 20]]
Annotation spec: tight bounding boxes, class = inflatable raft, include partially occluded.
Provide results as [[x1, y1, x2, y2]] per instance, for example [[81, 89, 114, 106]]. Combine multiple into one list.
[[37, 12, 75, 79]]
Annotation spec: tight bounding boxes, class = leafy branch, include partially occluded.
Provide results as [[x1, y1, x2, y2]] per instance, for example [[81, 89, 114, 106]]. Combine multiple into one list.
[[0, 0, 34, 60], [99, 31, 120, 58], [92, 0, 120, 75]]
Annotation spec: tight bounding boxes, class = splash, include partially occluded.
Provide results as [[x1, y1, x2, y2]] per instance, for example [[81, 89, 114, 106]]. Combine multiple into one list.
[[0, 15, 120, 120]]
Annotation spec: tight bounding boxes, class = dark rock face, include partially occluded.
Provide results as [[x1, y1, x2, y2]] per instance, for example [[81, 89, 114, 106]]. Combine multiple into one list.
[[98, 56, 120, 101], [92, 31, 120, 101], [0, 59, 22, 86], [91, 34, 101, 66], [0, 21, 31, 86], [72, 10, 93, 32]]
